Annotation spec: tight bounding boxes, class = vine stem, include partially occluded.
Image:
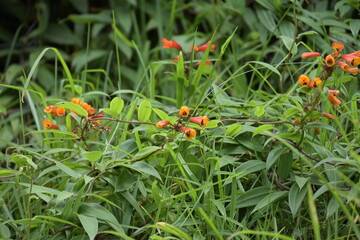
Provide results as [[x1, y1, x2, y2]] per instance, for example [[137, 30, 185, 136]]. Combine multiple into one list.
[[88, 117, 156, 125]]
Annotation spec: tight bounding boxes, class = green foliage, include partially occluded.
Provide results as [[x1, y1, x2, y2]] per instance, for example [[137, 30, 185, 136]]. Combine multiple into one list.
[[0, 0, 360, 239]]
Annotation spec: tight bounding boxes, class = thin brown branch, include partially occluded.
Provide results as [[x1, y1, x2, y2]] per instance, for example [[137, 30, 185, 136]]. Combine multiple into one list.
[[221, 118, 294, 125], [89, 117, 156, 126]]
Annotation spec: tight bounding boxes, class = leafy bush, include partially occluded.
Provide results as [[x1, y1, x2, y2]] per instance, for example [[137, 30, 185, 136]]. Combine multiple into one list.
[[0, 0, 359, 239]]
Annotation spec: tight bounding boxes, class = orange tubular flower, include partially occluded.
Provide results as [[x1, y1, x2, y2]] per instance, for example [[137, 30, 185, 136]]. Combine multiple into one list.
[[322, 112, 335, 120], [191, 41, 215, 52], [43, 119, 59, 130], [347, 67, 359, 75], [56, 107, 66, 117], [341, 51, 360, 67], [308, 78, 322, 89], [332, 42, 344, 53], [71, 98, 82, 105], [332, 42, 344, 57], [44, 105, 57, 115], [179, 106, 190, 117], [328, 90, 341, 107], [162, 38, 182, 50], [325, 54, 335, 67], [82, 103, 96, 115], [190, 116, 209, 127], [298, 74, 310, 86], [337, 61, 349, 71], [156, 120, 170, 128], [301, 52, 321, 58], [180, 127, 196, 140]]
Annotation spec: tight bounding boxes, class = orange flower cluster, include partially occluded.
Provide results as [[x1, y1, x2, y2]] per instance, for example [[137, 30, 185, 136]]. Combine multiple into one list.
[[43, 98, 101, 132], [162, 38, 216, 67], [302, 42, 359, 75], [297, 75, 322, 89], [44, 105, 66, 117], [70, 98, 96, 116], [155, 105, 209, 140]]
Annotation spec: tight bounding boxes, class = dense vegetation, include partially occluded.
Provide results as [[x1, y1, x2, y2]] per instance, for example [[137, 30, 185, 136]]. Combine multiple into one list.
[[0, 0, 359, 239]]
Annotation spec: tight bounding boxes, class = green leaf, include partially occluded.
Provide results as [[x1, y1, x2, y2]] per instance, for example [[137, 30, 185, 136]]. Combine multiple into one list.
[[206, 120, 220, 129], [266, 147, 284, 170], [251, 191, 287, 213], [79, 203, 125, 234], [83, 151, 102, 162], [77, 214, 98, 240], [254, 106, 265, 117], [98, 231, 134, 240], [129, 161, 162, 180], [153, 108, 170, 121], [326, 197, 339, 219], [277, 151, 293, 180], [295, 176, 310, 189], [284, 107, 301, 118], [349, 19, 360, 37], [151, 181, 161, 205], [131, 146, 160, 161], [57, 102, 88, 117], [110, 97, 124, 116], [288, 184, 308, 218], [226, 123, 242, 137], [234, 186, 271, 208], [252, 124, 274, 137], [257, 9, 277, 33], [248, 61, 281, 79], [138, 100, 152, 122], [306, 122, 337, 133], [11, 154, 37, 170], [176, 51, 185, 108], [279, 35, 297, 55], [55, 162, 81, 178]]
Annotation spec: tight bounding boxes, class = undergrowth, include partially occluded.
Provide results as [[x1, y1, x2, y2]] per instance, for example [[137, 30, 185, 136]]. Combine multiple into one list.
[[0, 0, 359, 239]]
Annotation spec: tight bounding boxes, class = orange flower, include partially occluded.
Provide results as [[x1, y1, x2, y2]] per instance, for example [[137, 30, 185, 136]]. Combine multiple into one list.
[[179, 106, 190, 117], [307, 78, 322, 89], [162, 38, 182, 50], [56, 107, 66, 117], [328, 89, 340, 96], [341, 51, 360, 67], [82, 103, 96, 115], [156, 120, 171, 128], [71, 98, 82, 105], [325, 54, 335, 67], [337, 61, 349, 71], [347, 67, 359, 75], [332, 42, 344, 55], [321, 112, 335, 120], [180, 127, 196, 140], [298, 74, 310, 86], [328, 90, 341, 107], [293, 119, 301, 125], [301, 52, 321, 58], [190, 116, 209, 127], [172, 56, 179, 63], [191, 41, 215, 52], [44, 105, 57, 115], [195, 60, 212, 67], [43, 119, 59, 130]]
